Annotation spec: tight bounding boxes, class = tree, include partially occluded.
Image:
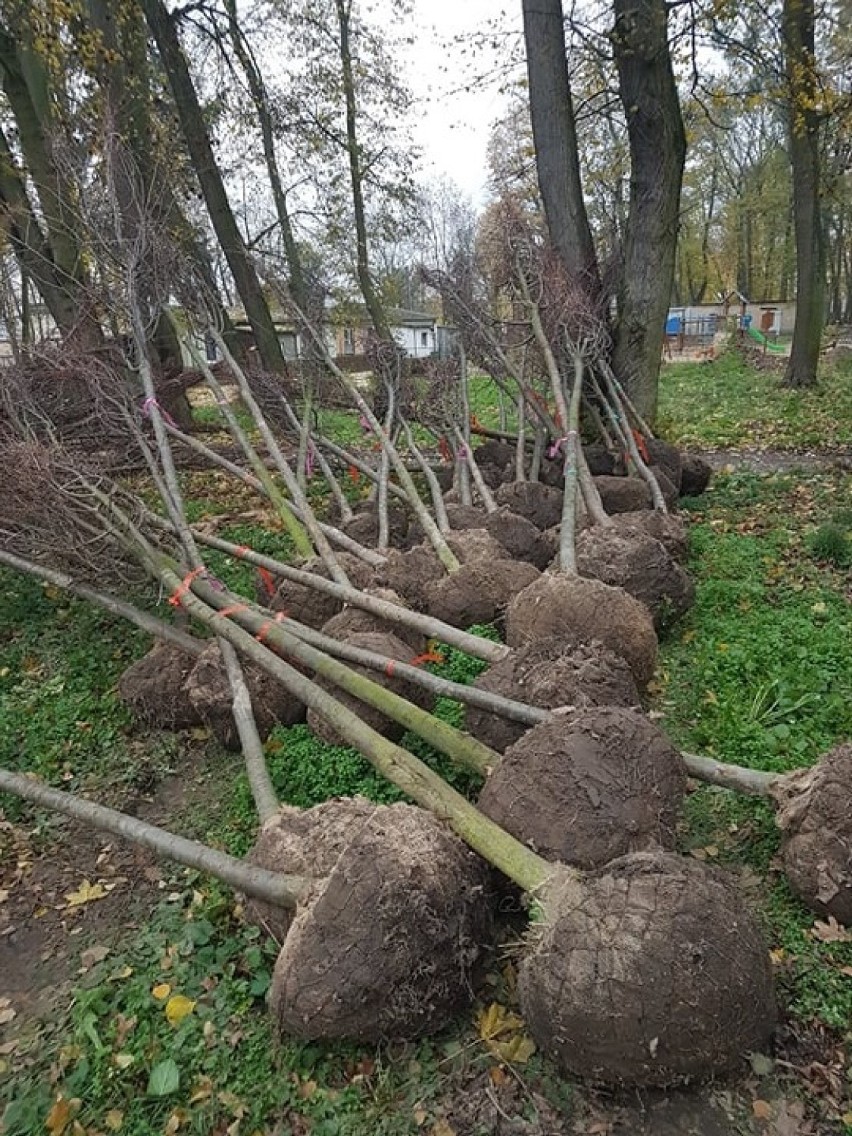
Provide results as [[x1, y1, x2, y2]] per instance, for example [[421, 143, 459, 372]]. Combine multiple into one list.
[[141, 0, 286, 373], [610, 0, 686, 420], [781, 0, 824, 387], [520, 0, 598, 285]]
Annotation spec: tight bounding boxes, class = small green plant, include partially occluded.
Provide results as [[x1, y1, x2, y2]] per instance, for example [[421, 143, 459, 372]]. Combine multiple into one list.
[[806, 521, 852, 568]]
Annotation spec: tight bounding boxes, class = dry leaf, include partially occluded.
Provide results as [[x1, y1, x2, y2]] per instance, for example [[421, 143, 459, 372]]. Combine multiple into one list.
[[0, 998, 16, 1026], [490, 1033, 536, 1065], [164, 995, 195, 1026], [752, 1099, 773, 1120], [104, 1109, 124, 1131], [45, 1096, 80, 1135], [297, 1080, 317, 1100], [113, 1053, 134, 1070], [152, 983, 172, 1001], [477, 1002, 524, 1041], [64, 880, 108, 908], [431, 1122, 456, 1136], [79, 944, 110, 972], [811, 916, 852, 943]]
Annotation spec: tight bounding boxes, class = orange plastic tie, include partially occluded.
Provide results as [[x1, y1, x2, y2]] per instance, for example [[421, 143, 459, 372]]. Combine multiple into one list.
[[384, 659, 396, 678], [235, 544, 250, 559], [255, 611, 286, 644], [168, 566, 204, 608], [410, 650, 445, 667], [217, 603, 249, 619]]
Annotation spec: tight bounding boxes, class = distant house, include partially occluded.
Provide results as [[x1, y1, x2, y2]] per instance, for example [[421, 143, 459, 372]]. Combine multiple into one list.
[[220, 304, 452, 365], [667, 293, 797, 340]]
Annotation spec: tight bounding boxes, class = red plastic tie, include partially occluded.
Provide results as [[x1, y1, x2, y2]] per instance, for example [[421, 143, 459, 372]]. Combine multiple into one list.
[[168, 567, 204, 608]]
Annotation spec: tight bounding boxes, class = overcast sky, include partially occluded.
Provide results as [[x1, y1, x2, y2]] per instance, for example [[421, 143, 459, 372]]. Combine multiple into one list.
[[391, 1, 521, 206]]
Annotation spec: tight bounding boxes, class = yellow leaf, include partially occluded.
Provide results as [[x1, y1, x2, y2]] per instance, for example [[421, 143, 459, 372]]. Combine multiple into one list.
[[109, 966, 133, 982], [45, 1096, 80, 1135], [477, 1002, 524, 1041], [113, 1053, 134, 1070], [152, 984, 172, 1001], [490, 1033, 536, 1064], [104, 1109, 124, 1131], [164, 1109, 189, 1134], [64, 880, 107, 907], [165, 995, 196, 1026]]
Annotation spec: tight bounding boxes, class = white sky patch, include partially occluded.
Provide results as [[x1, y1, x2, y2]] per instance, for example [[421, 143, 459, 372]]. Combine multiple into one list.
[[388, 1, 521, 204]]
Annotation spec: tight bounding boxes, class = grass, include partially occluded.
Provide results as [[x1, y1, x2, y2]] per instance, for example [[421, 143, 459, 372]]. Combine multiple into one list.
[[3, 360, 852, 1133], [658, 348, 852, 449]]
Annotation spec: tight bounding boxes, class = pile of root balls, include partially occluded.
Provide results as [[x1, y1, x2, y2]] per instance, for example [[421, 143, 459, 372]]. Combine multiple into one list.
[[4, 245, 849, 1098], [111, 433, 843, 1088]]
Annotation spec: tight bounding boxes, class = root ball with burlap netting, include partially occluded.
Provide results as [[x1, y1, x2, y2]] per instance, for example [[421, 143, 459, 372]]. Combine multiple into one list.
[[477, 708, 686, 866], [505, 572, 659, 690], [518, 851, 776, 1085], [253, 799, 493, 1041], [776, 742, 852, 925], [465, 638, 640, 753]]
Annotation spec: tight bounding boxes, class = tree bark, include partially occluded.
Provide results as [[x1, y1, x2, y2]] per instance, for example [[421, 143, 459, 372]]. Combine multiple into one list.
[[781, 0, 825, 388], [141, 0, 286, 373], [610, 0, 686, 423], [521, 0, 598, 285]]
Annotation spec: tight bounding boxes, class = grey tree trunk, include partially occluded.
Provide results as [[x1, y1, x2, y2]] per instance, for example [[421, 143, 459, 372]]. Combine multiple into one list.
[[520, 0, 598, 285], [781, 0, 825, 388], [610, 0, 686, 423], [141, 0, 286, 374]]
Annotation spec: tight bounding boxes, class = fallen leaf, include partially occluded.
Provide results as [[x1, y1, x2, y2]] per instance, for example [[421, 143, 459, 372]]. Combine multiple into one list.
[[147, 1058, 180, 1097], [152, 984, 172, 1001], [490, 1033, 536, 1064], [0, 1002, 16, 1026], [477, 1002, 525, 1041], [104, 1108, 124, 1131], [298, 1080, 317, 1100], [79, 944, 110, 972], [113, 1053, 134, 1070], [45, 1096, 80, 1135], [431, 1121, 456, 1136], [64, 880, 107, 908], [749, 1051, 775, 1076], [108, 966, 133, 982], [752, 1099, 773, 1120], [811, 916, 852, 943], [164, 995, 195, 1026]]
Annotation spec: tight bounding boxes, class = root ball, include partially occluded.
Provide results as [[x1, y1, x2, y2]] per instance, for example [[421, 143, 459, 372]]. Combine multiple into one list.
[[680, 453, 713, 497], [519, 853, 776, 1085], [609, 511, 690, 562], [593, 475, 652, 514], [505, 572, 658, 689], [321, 588, 425, 653], [485, 508, 556, 569], [306, 631, 432, 745], [185, 641, 306, 750], [466, 638, 640, 753], [777, 743, 852, 925], [494, 481, 564, 530], [477, 708, 686, 866], [265, 799, 493, 1040], [118, 642, 202, 730], [422, 559, 540, 629], [576, 526, 695, 630], [269, 553, 376, 629]]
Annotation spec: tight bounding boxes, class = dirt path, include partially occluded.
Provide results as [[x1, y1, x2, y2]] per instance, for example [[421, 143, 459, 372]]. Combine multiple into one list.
[[697, 446, 852, 475]]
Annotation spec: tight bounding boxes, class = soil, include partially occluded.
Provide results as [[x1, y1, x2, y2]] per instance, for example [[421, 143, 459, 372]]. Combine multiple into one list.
[[0, 740, 228, 1032], [697, 446, 852, 474]]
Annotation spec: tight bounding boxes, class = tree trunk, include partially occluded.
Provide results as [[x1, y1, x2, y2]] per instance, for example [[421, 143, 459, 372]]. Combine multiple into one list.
[[611, 0, 686, 423], [141, 0, 285, 374], [521, 0, 599, 286], [781, 0, 825, 388]]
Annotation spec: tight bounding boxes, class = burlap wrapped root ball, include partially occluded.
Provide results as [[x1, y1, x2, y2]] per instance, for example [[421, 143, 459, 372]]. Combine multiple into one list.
[[257, 799, 493, 1041], [506, 572, 658, 690], [519, 852, 776, 1085], [321, 587, 426, 654], [485, 508, 557, 569], [495, 481, 564, 530], [118, 641, 204, 730], [185, 641, 306, 750], [478, 708, 686, 866], [422, 558, 540, 629], [576, 526, 695, 631], [306, 631, 432, 745], [610, 510, 690, 563], [267, 553, 377, 629], [465, 638, 640, 753], [776, 743, 852, 925]]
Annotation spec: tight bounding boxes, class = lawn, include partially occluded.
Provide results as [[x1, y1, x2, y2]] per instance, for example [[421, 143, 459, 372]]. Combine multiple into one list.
[[2, 353, 852, 1134]]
